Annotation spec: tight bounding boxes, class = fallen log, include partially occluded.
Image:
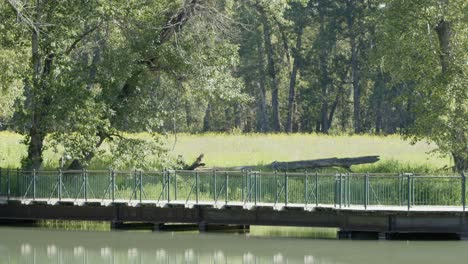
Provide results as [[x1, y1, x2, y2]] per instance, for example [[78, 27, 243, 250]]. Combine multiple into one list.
[[270, 156, 380, 170], [219, 156, 380, 171]]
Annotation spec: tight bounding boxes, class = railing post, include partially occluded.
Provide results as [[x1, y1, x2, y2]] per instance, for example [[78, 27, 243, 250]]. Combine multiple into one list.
[[241, 170, 245, 202], [407, 174, 411, 211], [7, 169, 10, 200], [58, 169, 62, 201], [304, 171, 308, 205], [412, 172, 415, 206], [139, 170, 143, 203], [258, 171, 262, 203], [33, 169, 36, 201], [347, 173, 351, 207], [462, 172, 466, 212], [275, 170, 278, 203], [344, 173, 348, 207], [364, 172, 369, 210], [254, 172, 258, 205], [315, 172, 319, 206], [167, 170, 170, 203], [195, 171, 199, 204], [111, 169, 115, 202], [0, 167, 2, 197], [225, 172, 228, 205], [398, 173, 402, 206], [213, 170, 217, 202], [339, 173, 343, 208], [174, 171, 177, 201], [83, 169, 87, 202], [284, 172, 288, 206]]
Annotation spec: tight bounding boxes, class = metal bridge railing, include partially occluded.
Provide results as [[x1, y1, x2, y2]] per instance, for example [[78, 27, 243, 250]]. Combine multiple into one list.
[[0, 168, 465, 211]]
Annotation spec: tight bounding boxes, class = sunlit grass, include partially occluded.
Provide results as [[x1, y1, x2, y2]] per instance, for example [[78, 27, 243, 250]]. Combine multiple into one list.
[[0, 131, 451, 172]]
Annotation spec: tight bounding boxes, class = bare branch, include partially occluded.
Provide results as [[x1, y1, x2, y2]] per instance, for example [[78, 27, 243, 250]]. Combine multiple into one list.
[[65, 22, 102, 55]]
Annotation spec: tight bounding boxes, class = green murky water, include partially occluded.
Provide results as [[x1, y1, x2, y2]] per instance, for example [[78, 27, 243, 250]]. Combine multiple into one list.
[[0, 227, 466, 263]]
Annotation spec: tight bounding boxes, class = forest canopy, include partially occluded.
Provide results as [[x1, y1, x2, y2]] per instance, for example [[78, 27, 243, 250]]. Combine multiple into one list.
[[0, 0, 466, 171]]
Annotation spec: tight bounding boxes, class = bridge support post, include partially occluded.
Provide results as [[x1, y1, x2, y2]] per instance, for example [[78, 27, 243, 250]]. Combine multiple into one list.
[[458, 233, 468, 240], [110, 220, 123, 230]]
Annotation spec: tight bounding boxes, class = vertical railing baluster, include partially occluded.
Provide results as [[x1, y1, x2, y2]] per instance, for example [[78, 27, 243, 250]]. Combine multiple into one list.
[[0, 167, 2, 197]]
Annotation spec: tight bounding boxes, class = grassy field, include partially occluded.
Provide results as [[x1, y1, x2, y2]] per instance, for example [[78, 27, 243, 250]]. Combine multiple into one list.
[[0, 131, 451, 172]]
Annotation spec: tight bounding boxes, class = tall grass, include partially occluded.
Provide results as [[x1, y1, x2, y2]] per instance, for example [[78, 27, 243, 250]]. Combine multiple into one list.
[[0, 131, 451, 173]]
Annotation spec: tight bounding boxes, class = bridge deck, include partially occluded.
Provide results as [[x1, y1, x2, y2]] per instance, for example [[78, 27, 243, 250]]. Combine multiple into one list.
[[1, 197, 466, 212]]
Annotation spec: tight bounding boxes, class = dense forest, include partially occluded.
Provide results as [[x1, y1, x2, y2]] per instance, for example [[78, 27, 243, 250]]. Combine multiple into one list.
[[0, 0, 466, 171]]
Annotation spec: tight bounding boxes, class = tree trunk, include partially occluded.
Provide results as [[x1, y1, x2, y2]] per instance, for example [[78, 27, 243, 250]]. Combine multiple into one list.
[[24, 2, 45, 170], [347, 2, 361, 133], [256, 36, 269, 132], [287, 26, 303, 133], [327, 92, 340, 130], [261, 13, 281, 132], [203, 102, 212, 132], [434, 15, 466, 172], [318, 8, 330, 134], [435, 19, 451, 74], [452, 152, 468, 173]]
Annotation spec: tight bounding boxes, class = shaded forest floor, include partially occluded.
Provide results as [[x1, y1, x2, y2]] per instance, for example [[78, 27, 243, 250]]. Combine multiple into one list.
[[0, 131, 451, 173]]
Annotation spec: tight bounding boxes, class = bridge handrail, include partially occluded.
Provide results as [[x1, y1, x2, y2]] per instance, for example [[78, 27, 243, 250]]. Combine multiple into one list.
[[0, 167, 465, 211]]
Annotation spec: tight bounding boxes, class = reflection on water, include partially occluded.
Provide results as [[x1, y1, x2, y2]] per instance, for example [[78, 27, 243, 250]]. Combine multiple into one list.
[[0, 227, 466, 264]]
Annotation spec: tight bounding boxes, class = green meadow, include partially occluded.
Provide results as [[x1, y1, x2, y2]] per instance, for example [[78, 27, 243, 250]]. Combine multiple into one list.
[[0, 131, 451, 173]]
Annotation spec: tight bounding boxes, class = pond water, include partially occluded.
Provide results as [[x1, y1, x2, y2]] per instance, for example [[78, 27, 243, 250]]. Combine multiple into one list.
[[0, 227, 466, 264]]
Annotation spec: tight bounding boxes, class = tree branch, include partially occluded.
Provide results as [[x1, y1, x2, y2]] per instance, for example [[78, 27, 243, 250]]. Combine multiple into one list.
[[65, 23, 101, 55]]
